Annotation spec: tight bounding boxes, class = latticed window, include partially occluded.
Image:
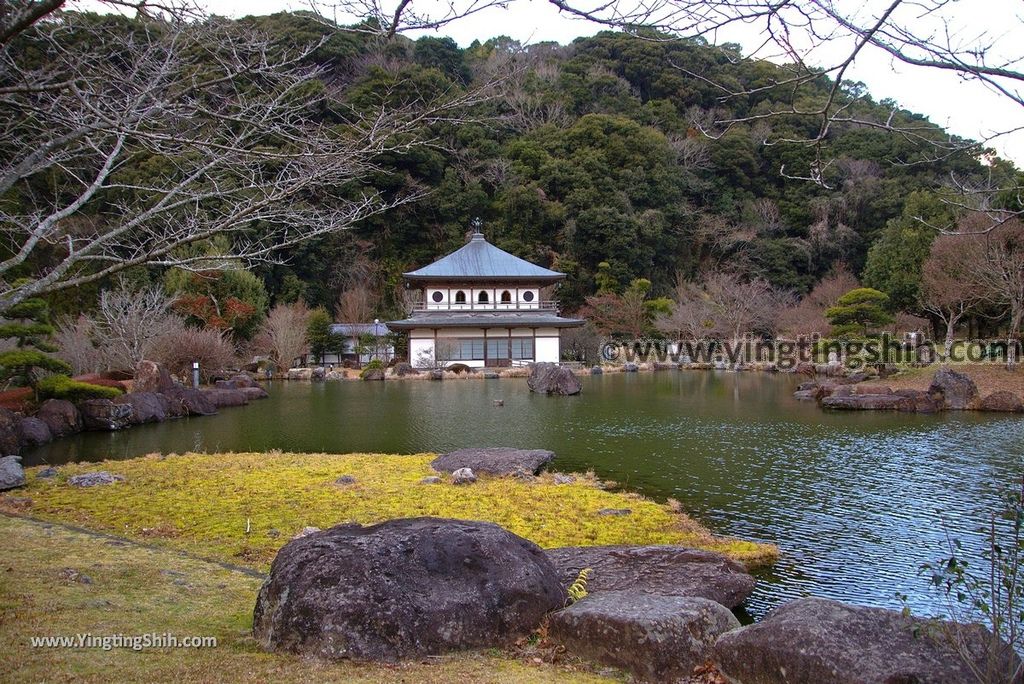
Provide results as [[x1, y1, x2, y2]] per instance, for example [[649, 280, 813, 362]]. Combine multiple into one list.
[[511, 338, 534, 360]]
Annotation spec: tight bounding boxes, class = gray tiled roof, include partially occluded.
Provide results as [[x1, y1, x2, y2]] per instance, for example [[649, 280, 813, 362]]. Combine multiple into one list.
[[387, 311, 584, 330], [330, 323, 391, 336], [404, 232, 565, 281]]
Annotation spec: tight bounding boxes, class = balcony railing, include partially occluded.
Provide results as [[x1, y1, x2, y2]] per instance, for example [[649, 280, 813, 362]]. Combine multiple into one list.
[[410, 300, 559, 312]]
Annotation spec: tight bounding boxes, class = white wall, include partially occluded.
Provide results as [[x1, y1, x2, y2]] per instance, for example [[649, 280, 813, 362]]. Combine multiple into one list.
[[424, 286, 540, 310], [535, 336, 560, 363], [410, 337, 435, 368]]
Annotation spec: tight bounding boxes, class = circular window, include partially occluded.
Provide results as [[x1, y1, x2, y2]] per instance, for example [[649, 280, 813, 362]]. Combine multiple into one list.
[[431, 291, 443, 303], [522, 291, 535, 302]]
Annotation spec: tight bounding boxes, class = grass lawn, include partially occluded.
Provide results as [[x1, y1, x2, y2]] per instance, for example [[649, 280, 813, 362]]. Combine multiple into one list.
[[1, 452, 777, 569], [0, 515, 620, 683], [0, 451, 775, 682]]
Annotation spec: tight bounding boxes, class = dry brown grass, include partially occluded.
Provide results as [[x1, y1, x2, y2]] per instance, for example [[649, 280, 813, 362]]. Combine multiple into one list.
[[0, 515, 622, 684], [884, 364, 1024, 396]]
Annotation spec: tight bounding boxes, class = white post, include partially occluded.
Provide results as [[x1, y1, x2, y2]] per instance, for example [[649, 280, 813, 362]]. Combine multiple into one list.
[[192, 361, 200, 389]]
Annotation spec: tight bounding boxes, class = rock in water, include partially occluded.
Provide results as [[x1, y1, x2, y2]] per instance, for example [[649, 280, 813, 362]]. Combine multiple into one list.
[[431, 447, 555, 476], [133, 360, 177, 393], [545, 545, 755, 609], [201, 388, 249, 408], [0, 455, 26, 491], [240, 386, 270, 400], [252, 518, 566, 661], [393, 362, 419, 377], [928, 367, 979, 410], [36, 399, 83, 438], [113, 392, 171, 424], [980, 390, 1024, 412], [714, 597, 1022, 684], [79, 399, 134, 431], [162, 387, 217, 416], [360, 367, 385, 381], [527, 362, 582, 396], [548, 592, 739, 682]]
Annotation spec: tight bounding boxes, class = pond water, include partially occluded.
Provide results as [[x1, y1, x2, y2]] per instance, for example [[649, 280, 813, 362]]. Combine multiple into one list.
[[27, 371, 1024, 620]]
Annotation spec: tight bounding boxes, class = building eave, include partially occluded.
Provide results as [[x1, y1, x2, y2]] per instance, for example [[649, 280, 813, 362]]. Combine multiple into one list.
[[386, 313, 584, 330]]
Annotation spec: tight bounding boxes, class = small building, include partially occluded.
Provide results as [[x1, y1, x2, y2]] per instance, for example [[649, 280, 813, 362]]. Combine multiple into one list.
[[297, 322, 394, 367], [388, 228, 583, 368]]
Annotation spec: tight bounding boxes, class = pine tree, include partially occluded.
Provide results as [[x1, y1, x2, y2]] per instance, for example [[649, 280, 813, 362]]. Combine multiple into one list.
[[0, 296, 73, 391]]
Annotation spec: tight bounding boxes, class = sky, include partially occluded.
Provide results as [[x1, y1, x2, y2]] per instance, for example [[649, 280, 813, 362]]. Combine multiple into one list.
[[85, 0, 1024, 164]]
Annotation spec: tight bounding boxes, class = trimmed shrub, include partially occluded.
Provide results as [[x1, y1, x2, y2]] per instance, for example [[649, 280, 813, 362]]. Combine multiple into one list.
[[37, 375, 123, 402]]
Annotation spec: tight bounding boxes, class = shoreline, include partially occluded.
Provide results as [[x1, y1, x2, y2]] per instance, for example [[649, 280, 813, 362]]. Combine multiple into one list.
[[0, 450, 778, 570]]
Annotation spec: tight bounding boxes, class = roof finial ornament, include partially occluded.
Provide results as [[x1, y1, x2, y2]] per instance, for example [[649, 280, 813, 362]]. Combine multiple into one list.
[[470, 217, 484, 241]]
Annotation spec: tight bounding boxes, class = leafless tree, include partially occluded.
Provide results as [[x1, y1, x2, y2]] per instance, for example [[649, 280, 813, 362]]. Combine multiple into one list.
[[93, 282, 184, 371], [560, 321, 601, 364], [336, 284, 378, 323], [968, 217, 1024, 366], [53, 315, 106, 374], [921, 235, 987, 360], [778, 264, 859, 336], [0, 3, 493, 314], [659, 270, 792, 341], [151, 326, 237, 381], [254, 301, 312, 371]]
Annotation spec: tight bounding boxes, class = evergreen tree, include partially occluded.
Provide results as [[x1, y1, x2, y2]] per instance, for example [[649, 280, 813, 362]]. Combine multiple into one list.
[[0, 296, 73, 392], [825, 288, 894, 338]]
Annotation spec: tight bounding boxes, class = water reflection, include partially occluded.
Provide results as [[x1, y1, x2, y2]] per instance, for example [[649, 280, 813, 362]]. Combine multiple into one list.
[[27, 371, 1024, 619]]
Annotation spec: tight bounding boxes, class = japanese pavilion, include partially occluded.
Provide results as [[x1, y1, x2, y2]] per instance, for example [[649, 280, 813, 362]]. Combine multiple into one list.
[[388, 226, 583, 368]]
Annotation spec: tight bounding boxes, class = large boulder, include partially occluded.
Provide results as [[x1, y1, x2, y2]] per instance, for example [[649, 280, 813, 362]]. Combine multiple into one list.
[[162, 387, 217, 416], [820, 394, 913, 411], [893, 388, 944, 413], [527, 362, 582, 396], [545, 545, 755, 609], [548, 592, 739, 683], [113, 392, 170, 424], [18, 417, 52, 448], [37, 399, 82, 438], [393, 362, 419, 377], [253, 517, 565, 661], [215, 373, 259, 390], [133, 360, 177, 393], [714, 597, 1022, 684], [360, 367, 385, 381], [0, 455, 25, 491], [78, 399, 134, 431], [929, 367, 980, 410], [431, 447, 555, 476], [979, 390, 1024, 412], [287, 368, 313, 381], [240, 385, 269, 400], [202, 388, 249, 408], [0, 408, 21, 454]]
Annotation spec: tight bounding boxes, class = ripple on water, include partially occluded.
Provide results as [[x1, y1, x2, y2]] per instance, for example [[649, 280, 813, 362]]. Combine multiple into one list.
[[23, 373, 1024, 620]]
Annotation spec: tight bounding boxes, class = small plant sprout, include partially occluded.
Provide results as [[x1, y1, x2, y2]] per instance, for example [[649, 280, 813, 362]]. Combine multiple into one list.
[[566, 568, 592, 605]]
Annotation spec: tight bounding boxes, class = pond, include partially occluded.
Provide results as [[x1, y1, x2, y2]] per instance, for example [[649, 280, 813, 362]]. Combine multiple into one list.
[[27, 370, 1024, 620]]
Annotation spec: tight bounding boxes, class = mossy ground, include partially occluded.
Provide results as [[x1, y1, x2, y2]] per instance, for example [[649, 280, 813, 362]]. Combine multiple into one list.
[[2, 452, 777, 569], [0, 515, 620, 683]]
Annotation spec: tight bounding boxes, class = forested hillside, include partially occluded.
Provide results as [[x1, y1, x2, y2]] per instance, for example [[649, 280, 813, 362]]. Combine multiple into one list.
[[7, 10, 1020, 333], [248, 14, 1018, 318]]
